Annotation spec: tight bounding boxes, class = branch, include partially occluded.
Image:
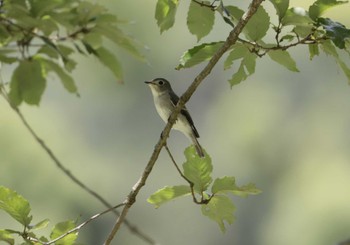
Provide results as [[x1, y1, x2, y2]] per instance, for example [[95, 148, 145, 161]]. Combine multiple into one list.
[[104, 0, 265, 244], [25, 203, 125, 245], [0, 84, 156, 244], [164, 144, 200, 204]]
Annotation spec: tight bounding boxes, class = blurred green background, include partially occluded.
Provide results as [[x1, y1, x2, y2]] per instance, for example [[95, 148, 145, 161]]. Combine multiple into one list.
[[1, 0, 350, 244]]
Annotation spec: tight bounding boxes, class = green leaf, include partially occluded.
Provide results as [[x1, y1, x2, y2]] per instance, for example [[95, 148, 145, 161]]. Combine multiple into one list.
[[228, 63, 247, 86], [182, 146, 212, 193], [0, 230, 14, 245], [201, 195, 235, 232], [225, 5, 244, 24], [0, 186, 32, 226], [8, 59, 46, 106], [243, 6, 270, 41], [95, 47, 123, 82], [281, 7, 313, 26], [50, 220, 77, 245], [269, 0, 289, 19], [29, 219, 50, 231], [147, 185, 191, 208], [321, 40, 350, 83], [268, 50, 299, 72], [0, 50, 17, 64], [94, 25, 145, 60], [187, 1, 215, 41], [176, 42, 223, 69], [319, 18, 350, 49], [308, 43, 320, 60], [83, 32, 103, 49], [225, 44, 257, 86], [40, 58, 77, 93], [155, 0, 179, 33], [212, 177, 261, 197], [309, 0, 348, 20]]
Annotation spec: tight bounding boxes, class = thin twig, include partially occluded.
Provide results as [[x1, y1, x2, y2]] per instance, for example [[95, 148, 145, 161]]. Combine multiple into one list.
[[164, 144, 200, 204], [104, 0, 265, 244], [25, 203, 126, 244], [0, 84, 156, 244]]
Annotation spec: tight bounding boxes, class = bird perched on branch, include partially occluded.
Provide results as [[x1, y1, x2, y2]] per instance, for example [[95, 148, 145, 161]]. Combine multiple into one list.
[[145, 78, 204, 158]]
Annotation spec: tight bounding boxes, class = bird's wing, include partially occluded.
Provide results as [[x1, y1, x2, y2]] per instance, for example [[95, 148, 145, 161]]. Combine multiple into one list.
[[169, 91, 200, 138]]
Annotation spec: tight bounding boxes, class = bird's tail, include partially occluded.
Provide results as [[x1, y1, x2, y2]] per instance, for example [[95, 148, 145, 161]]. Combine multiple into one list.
[[190, 135, 205, 158]]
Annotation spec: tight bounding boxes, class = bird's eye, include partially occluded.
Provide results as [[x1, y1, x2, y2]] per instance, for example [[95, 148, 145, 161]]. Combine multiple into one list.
[[158, 80, 164, 85]]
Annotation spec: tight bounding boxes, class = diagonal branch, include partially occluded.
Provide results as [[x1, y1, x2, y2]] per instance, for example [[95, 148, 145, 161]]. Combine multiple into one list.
[[0, 85, 156, 245], [104, 0, 265, 244]]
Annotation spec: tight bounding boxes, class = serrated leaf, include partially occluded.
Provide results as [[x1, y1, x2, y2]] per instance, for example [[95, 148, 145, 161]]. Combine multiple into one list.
[[155, 0, 179, 33], [319, 18, 350, 49], [187, 1, 215, 41], [176, 42, 223, 69], [244, 6, 270, 41], [225, 44, 257, 86], [0, 186, 32, 226], [9, 59, 46, 106], [50, 220, 77, 245], [95, 47, 123, 82], [269, 0, 289, 19], [40, 58, 77, 93], [308, 43, 320, 60], [309, 0, 348, 20], [212, 177, 261, 197], [147, 185, 191, 208], [201, 195, 235, 232], [228, 64, 247, 86], [29, 219, 50, 231], [182, 146, 212, 193], [268, 50, 299, 72]]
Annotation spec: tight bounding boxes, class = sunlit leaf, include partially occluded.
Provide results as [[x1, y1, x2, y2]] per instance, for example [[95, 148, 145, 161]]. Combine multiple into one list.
[[50, 220, 77, 245], [9, 59, 46, 106], [29, 219, 50, 231], [308, 43, 320, 60], [155, 0, 179, 33], [319, 18, 350, 49], [268, 50, 299, 72], [182, 146, 212, 193], [309, 0, 348, 20], [176, 42, 223, 69], [0, 230, 14, 245], [212, 177, 261, 197], [269, 0, 289, 19], [187, 0, 215, 41], [147, 185, 191, 208], [0, 186, 32, 226], [201, 195, 235, 233]]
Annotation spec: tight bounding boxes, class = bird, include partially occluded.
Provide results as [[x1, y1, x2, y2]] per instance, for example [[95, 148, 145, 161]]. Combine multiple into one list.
[[145, 78, 204, 158]]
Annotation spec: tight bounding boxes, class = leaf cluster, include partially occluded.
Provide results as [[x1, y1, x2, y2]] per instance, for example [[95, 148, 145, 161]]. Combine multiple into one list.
[[0, 0, 144, 106], [147, 146, 261, 232], [0, 186, 77, 245], [155, 0, 350, 86]]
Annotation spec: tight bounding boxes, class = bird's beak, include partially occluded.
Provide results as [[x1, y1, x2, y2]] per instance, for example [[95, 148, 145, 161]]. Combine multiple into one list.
[[144, 80, 153, 85]]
